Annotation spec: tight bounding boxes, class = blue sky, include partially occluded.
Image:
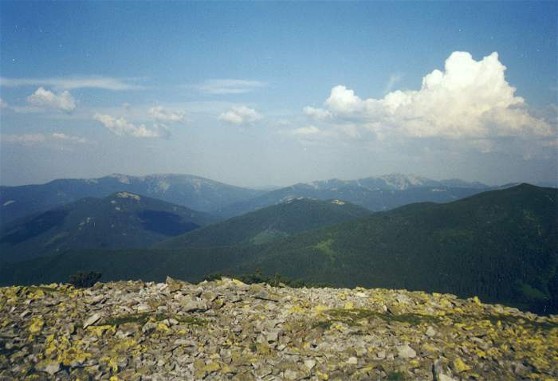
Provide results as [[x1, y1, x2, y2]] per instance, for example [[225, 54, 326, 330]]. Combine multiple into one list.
[[1, 1, 556, 187]]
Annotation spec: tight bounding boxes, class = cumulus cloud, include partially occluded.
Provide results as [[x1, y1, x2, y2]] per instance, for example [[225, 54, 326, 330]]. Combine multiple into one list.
[[27, 87, 76, 112], [94, 113, 169, 138], [308, 52, 552, 139], [0, 98, 7, 109], [1, 132, 88, 145], [219, 106, 262, 125], [148, 106, 185, 122], [196, 79, 267, 95], [1, 76, 141, 91]]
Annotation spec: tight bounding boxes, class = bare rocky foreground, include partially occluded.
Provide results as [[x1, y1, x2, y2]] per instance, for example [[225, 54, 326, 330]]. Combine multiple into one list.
[[1, 278, 557, 381]]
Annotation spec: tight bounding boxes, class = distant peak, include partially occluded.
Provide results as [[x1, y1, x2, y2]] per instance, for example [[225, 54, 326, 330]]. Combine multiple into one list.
[[115, 192, 141, 201], [109, 173, 132, 184]]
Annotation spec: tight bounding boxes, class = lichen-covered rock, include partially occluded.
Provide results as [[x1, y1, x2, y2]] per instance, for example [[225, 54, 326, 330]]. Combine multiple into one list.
[[0, 279, 557, 380]]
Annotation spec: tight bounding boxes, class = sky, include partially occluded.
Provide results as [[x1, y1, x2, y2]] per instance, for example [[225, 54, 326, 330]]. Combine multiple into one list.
[[0, 1, 557, 188]]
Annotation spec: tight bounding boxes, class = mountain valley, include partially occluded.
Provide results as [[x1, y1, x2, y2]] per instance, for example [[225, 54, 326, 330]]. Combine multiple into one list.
[[0, 177, 556, 315]]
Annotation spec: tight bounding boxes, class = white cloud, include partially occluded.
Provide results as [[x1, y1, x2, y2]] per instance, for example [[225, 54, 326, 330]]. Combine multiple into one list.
[[1, 132, 88, 145], [27, 87, 76, 112], [51, 133, 88, 144], [196, 79, 267, 95], [1, 76, 141, 91], [0, 98, 7, 109], [94, 113, 169, 138], [148, 106, 185, 122], [303, 106, 331, 120], [310, 51, 552, 139], [219, 106, 262, 125]]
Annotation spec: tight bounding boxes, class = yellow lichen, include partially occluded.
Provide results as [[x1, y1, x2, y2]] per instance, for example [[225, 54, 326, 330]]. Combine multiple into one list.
[[156, 322, 170, 333], [289, 305, 305, 314], [28, 316, 44, 335], [86, 325, 116, 337], [453, 357, 471, 373]]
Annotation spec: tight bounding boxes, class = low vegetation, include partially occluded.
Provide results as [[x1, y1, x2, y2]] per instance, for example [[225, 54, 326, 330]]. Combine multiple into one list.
[[68, 271, 102, 288]]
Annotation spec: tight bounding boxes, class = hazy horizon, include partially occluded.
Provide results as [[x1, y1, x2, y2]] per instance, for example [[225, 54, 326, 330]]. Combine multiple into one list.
[[0, 170, 550, 190], [1, 2, 556, 188]]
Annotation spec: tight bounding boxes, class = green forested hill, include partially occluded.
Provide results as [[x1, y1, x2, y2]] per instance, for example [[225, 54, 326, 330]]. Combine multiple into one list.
[[234, 184, 558, 313], [157, 198, 372, 248], [1, 184, 556, 314]]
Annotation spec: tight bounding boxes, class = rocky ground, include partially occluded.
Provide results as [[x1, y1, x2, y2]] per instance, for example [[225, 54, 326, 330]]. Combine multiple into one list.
[[1, 277, 557, 380]]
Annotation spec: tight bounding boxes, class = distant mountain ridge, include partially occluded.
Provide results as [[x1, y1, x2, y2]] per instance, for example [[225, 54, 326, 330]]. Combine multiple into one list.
[[0, 192, 212, 262], [218, 174, 491, 217], [0, 173, 263, 225], [1, 172, 534, 226]]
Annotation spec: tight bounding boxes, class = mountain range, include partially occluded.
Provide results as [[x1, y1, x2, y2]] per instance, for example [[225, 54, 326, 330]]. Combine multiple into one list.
[[0, 173, 262, 225], [217, 174, 492, 218], [0, 183, 556, 314], [1, 173, 493, 226]]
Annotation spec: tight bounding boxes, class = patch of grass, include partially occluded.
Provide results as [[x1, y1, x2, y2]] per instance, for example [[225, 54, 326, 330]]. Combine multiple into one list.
[[325, 308, 441, 326], [104, 312, 207, 327], [175, 315, 207, 326], [312, 320, 333, 330], [105, 312, 152, 326], [28, 285, 62, 294], [314, 238, 336, 261], [387, 371, 407, 381]]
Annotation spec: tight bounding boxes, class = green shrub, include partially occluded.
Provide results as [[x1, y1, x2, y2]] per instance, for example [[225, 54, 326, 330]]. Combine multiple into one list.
[[69, 271, 102, 288]]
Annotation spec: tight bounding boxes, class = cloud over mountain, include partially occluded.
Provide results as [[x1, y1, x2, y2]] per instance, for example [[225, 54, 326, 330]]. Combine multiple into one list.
[[307, 52, 552, 140], [94, 114, 170, 138]]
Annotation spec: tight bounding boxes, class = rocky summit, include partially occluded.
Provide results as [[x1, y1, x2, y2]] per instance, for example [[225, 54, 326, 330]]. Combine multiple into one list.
[[1, 278, 557, 381]]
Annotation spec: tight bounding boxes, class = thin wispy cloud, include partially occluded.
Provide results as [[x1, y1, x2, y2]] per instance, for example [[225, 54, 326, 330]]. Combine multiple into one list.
[[289, 125, 323, 137], [0, 132, 88, 145], [383, 73, 403, 94], [195, 79, 267, 95], [1, 76, 142, 91]]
